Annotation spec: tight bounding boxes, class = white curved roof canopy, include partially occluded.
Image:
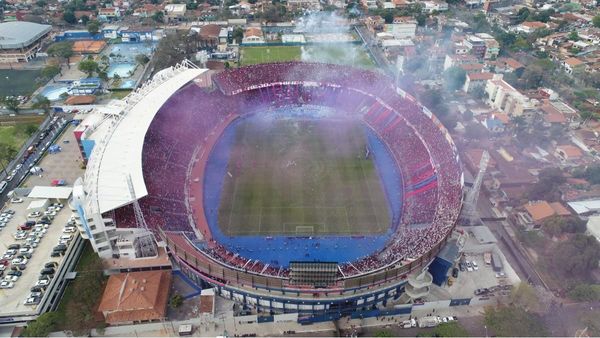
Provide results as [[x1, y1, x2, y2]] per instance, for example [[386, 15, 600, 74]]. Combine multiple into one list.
[[89, 65, 206, 214]]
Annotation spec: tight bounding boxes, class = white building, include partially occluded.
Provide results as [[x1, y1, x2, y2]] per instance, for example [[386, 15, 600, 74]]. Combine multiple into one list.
[[485, 74, 534, 116]]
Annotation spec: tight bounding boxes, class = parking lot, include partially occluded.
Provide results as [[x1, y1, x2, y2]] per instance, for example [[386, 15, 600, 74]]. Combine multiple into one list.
[[0, 198, 76, 316], [0, 121, 84, 317], [24, 123, 85, 188], [446, 250, 520, 299]]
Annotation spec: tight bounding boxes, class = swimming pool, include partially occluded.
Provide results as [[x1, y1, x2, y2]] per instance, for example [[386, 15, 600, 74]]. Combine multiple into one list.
[[107, 63, 136, 78], [40, 84, 70, 101], [119, 79, 136, 89]]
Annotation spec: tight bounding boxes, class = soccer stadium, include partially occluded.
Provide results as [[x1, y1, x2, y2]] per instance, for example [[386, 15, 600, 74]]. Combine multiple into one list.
[[73, 61, 463, 319]]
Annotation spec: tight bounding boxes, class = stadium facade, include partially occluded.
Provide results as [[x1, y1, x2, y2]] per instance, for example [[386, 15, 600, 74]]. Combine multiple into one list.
[[72, 61, 463, 318]]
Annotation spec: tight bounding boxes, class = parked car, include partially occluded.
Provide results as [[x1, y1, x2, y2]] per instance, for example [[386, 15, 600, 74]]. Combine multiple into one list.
[[24, 296, 41, 306], [7, 270, 22, 276], [27, 212, 42, 218], [40, 268, 55, 276], [7, 244, 20, 250], [10, 198, 22, 204], [44, 262, 58, 269], [3, 209, 15, 215], [0, 281, 14, 289], [63, 227, 76, 233]]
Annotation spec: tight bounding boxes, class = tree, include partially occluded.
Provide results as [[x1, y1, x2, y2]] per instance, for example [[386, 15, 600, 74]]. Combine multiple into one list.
[[32, 95, 51, 113], [41, 64, 61, 80], [2, 96, 20, 113], [170, 294, 184, 308], [546, 234, 600, 278], [22, 312, 59, 337], [63, 10, 77, 24], [594, 15, 600, 28], [151, 10, 164, 23], [47, 42, 74, 67], [443, 66, 466, 91], [150, 32, 196, 71], [0, 143, 18, 175], [510, 282, 539, 311], [418, 322, 469, 337], [484, 305, 547, 337], [374, 330, 392, 337], [526, 167, 565, 201], [568, 30, 579, 41], [135, 54, 150, 65], [568, 284, 600, 301], [232, 27, 244, 44], [80, 15, 90, 25], [86, 20, 100, 35], [78, 58, 98, 77]]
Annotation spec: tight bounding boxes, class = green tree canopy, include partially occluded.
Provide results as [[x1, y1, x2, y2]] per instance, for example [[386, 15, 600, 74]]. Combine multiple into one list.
[[594, 15, 600, 28], [484, 305, 547, 337], [41, 64, 61, 80], [32, 95, 51, 113], [526, 167, 565, 201], [22, 312, 59, 337], [152, 10, 164, 23], [568, 284, 600, 301], [78, 58, 99, 77], [135, 54, 150, 65], [63, 10, 77, 24], [86, 20, 100, 35], [47, 42, 74, 65]]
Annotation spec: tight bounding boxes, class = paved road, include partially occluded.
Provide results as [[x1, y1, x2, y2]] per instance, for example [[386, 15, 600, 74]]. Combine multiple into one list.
[[0, 114, 71, 206]]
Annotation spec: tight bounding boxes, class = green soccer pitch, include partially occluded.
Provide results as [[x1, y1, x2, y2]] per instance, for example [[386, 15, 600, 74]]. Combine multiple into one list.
[[217, 117, 390, 236]]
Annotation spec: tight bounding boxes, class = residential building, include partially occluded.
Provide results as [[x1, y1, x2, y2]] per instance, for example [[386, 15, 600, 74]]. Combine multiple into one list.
[[485, 74, 534, 116], [518, 200, 571, 229], [98, 270, 172, 325], [242, 27, 265, 44], [98, 7, 120, 21], [365, 16, 385, 33], [562, 57, 585, 75], [164, 4, 186, 22], [0, 21, 51, 63], [199, 24, 221, 48], [514, 21, 548, 34], [463, 72, 494, 93], [475, 33, 500, 59], [384, 16, 417, 39], [555, 144, 584, 163], [422, 0, 449, 13], [287, 0, 321, 10], [464, 35, 487, 59]]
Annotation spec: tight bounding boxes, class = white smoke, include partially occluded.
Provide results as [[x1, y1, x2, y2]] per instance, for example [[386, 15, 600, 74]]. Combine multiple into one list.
[[295, 11, 364, 66]]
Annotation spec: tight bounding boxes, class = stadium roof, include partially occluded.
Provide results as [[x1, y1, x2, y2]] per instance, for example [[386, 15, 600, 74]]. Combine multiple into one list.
[[92, 65, 206, 213], [0, 21, 51, 50]]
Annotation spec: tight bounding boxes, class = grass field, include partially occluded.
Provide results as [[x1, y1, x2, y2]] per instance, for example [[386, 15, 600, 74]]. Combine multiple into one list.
[[0, 69, 43, 96], [240, 44, 376, 69], [240, 46, 302, 66], [218, 117, 390, 236], [0, 123, 38, 150]]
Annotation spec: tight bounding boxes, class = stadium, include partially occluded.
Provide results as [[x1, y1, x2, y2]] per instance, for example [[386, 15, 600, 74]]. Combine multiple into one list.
[[74, 61, 463, 319]]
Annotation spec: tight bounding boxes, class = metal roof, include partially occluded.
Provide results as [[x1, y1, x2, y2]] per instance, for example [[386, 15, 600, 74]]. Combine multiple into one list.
[[0, 21, 51, 50], [28, 186, 73, 199], [88, 65, 205, 214]]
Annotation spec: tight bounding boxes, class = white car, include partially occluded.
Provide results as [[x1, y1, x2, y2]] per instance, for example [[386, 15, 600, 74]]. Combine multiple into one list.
[[27, 212, 42, 218], [4, 275, 18, 282], [10, 169, 17, 176], [472, 261, 479, 271], [35, 279, 50, 287], [15, 164, 22, 170], [63, 227, 76, 234], [0, 217, 9, 223], [24, 297, 41, 306], [10, 198, 23, 203], [44, 211, 57, 216], [1, 213, 12, 218], [19, 247, 33, 254], [14, 232, 28, 240], [0, 281, 14, 289], [11, 257, 28, 265], [5, 175, 13, 181], [29, 291, 42, 298]]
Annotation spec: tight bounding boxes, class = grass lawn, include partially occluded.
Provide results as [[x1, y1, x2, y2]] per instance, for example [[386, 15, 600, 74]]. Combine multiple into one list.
[[0, 69, 43, 97], [240, 46, 302, 66], [110, 90, 132, 99], [218, 117, 390, 236], [0, 123, 38, 150]]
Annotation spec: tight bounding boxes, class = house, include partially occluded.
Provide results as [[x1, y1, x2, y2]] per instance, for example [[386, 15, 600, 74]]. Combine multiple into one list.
[[361, 0, 378, 9], [475, 33, 499, 59], [463, 72, 493, 93], [384, 16, 417, 39], [164, 4, 186, 22], [365, 16, 385, 33], [562, 57, 585, 75], [514, 21, 548, 34], [287, 0, 321, 10], [242, 27, 264, 44], [422, 0, 448, 13], [443, 54, 478, 70], [555, 144, 583, 162], [540, 101, 567, 125], [98, 270, 171, 325], [494, 57, 524, 74], [219, 27, 229, 44], [482, 114, 506, 133], [518, 200, 571, 229], [199, 24, 221, 48], [464, 35, 487, 59], [98, 7, 120, 22], [134, 4, 163, 17], [460, 63, 484, 73]]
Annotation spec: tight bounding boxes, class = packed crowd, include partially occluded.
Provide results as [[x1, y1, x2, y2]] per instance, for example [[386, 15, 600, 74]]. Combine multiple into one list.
[[111, 63, 462, 280]]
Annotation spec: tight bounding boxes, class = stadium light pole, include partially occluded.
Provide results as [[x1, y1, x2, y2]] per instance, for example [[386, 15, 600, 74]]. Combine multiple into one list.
[[484, 325, 488, 338]]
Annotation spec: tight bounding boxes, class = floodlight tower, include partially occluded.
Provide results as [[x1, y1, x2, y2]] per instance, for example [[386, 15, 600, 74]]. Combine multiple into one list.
[[126, 175, 158, 257], [461, 150, 489, 226]]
